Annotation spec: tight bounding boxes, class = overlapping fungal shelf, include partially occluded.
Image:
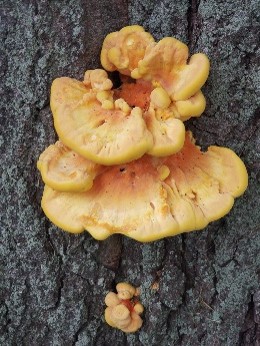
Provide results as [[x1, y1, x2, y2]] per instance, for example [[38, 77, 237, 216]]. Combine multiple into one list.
[[37, 25, 248, 242]]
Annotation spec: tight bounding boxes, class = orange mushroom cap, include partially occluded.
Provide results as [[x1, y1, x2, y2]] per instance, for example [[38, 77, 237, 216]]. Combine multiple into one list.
[[114, 79, 186, 155], [51, 72, 186, 163], [40, 132, 248, 242]]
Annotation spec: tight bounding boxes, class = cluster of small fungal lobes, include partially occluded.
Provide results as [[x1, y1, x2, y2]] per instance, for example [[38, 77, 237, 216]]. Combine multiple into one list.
[[37, 25, 248, 242], [104, 282, 144, 333]]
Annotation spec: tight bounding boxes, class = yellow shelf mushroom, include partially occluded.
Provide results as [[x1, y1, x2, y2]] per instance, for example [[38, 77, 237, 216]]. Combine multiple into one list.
[[40, 132, 248, 242], [101, 25, 154, 76]]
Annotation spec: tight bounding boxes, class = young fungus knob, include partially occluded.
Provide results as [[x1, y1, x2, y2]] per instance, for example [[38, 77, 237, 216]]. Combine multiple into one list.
[[111, 304, 131, 322], [104, 282, 144, 333], [133, 302, 144, 314], [116, 282, 136, 300], [83, 69, 113, 91], [121, 311, 143, 333], [105, 292, 121, 307], [150, 87, 171, 109]]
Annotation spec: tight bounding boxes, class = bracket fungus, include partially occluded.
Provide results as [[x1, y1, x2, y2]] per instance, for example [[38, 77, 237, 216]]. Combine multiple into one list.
[[40, 132, 247, 241], [104, 282, 144, 333], [37, 25, 248, 242]]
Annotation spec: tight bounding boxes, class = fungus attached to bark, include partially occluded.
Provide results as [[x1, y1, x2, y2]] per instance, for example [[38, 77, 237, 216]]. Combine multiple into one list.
[[133, 39, 209, 102], [41, 132, 248, 242], [37, 25, 248, 243], [104, 282, 144, 333]]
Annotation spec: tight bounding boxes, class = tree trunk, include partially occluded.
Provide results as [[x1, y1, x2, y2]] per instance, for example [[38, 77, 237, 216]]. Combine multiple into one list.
[[1, 1, 259, 345]]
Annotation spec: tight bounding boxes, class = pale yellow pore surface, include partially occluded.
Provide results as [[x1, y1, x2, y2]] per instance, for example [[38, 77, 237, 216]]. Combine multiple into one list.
[[37, 141, 104, 192], [51, 76, 153, 165]]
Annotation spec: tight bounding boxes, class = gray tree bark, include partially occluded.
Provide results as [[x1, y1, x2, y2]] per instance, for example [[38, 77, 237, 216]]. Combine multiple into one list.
[[1, 0, 259, 345]]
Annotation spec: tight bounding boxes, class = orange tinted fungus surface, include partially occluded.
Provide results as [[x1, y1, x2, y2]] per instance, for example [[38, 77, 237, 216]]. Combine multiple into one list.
[[114, 80, 152, 110], [41, 132, 248, 242], [120, 299, 136, 313], [51, 71, 185, 162]]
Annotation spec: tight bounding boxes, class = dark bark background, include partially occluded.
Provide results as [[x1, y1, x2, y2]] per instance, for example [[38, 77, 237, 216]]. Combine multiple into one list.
[[1, 0, 259, 345]]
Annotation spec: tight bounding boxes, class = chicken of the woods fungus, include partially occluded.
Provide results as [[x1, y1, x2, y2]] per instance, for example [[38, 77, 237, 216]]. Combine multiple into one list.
[[37, 25, 248, 242], [104, 282, 144, 333]]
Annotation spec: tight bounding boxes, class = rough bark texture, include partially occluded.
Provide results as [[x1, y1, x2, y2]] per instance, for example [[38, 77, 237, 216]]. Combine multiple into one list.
[[1, 0, 259, 345]]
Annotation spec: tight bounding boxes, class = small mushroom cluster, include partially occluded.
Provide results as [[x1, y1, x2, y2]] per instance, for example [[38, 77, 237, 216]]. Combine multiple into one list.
[[104, 282, 144, 333], [37, 25, 248, 242]]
